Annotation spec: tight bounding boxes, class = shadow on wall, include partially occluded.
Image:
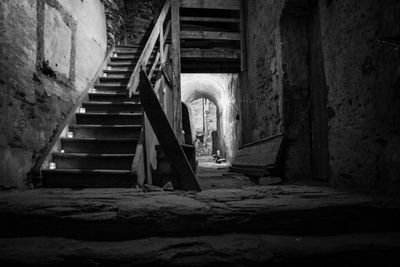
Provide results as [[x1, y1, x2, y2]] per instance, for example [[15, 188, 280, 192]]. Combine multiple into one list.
[[181, 74, 241, 163]]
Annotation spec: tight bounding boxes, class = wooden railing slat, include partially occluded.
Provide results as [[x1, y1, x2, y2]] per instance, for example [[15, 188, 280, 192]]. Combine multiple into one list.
[[127, 0, 171, 96]]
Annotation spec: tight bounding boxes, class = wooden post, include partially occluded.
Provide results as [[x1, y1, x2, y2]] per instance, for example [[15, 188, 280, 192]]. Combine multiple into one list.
[[240, 0, 247, 71], [171, 0, 182, 142], [160, 21, 164, 63]]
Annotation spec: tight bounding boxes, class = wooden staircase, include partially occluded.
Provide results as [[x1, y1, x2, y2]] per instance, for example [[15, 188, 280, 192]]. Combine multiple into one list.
[[36, 0, 228, 191], [41, 45, 148, 188]]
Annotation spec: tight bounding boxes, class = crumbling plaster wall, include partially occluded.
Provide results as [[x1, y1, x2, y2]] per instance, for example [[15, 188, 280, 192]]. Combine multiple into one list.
[[319, 0, 400, 194], [0, 0, 107, 188]]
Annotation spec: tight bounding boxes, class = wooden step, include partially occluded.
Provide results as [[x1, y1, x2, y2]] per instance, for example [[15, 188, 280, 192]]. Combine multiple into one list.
[[88, 92, 135, 102], [76, 113, 142, 125], [110, 56, 138, 61], [113, 51, 157, 57], [99, 76, 130, 83], [52, 153, 134, 170], [42, 169, 136, 188], [69, 125, 142, 139], [103, 67, 134, 73], [101, 73, 131, 79], [109, 62, 136, 68], [82, 102, 141, 113], [94, 84, 127, 92], [61, 138, 138, 154]]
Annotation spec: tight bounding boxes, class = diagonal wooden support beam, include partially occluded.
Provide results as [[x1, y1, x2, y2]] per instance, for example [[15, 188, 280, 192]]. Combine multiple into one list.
[[139, 71, 201, 191]]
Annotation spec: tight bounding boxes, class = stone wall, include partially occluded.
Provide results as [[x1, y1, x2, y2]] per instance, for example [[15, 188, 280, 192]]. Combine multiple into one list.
[[241, 0, 311, 180], [319, 0, 400, 194], [0, 0, 107, 188], [280, 11, 312, 180], [241, 0, 400, 193], [125, 0, 164, 45], [241, 0, 285, 144], [102, 0, 126, 49]]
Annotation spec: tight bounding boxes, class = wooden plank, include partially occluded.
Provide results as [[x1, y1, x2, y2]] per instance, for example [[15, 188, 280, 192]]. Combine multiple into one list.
[[181, 23, 234, 33], [232, 135, 285, 169], [180, 0, 240, 10], [181, 61, 240, 73], [181, 16, 240, 23], [171, 0, 183, 141], [132, 130, 146, 186], [181, 30, 241, 40], [181, 48, 240, 59], [240, 0, 246, 71], [139, 71, 201, 191]]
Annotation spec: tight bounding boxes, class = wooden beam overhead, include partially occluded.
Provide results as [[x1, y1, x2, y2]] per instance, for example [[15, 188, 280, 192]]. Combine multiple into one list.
[[180, 0, 240, 10], [181, 30, 241, 40], [171, 0, 183, 141], [181, 48, 240, 59], [180, 16, 240, 23]]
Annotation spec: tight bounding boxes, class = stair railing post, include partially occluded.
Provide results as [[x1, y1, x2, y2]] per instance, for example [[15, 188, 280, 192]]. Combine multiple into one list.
[[171, 0, 183, 143], [140, 64, 149, 184]]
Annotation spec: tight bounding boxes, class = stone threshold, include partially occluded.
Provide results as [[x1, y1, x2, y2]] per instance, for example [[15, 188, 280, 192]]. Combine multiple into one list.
[[0, 233, 400, 266], [1, 185, 400, 241]]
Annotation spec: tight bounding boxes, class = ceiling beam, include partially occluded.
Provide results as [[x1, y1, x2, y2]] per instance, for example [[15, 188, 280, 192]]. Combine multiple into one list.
[[181, 30, 241, 40], [181, 48, 240, 59], [180, 16, 240, 23]]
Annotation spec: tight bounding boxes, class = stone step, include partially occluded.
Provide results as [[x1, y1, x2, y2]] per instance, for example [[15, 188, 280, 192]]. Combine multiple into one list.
[[1, 234, 400, 266], [52, 153, 134, 170], [61, 138, 138, 154], [69, 124, 142, 139], [76, 113, 142, 125], [0, 186, 400, 241], [41, 169, 136, 188]]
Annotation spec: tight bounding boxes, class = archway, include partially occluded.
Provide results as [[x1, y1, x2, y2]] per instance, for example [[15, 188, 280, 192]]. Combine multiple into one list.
[[185, 97, 219, 158], [182, 74, 240, 162]]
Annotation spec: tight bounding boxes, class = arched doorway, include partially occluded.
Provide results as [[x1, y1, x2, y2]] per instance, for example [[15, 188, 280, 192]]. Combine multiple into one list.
[[185, 97, 219, 158]]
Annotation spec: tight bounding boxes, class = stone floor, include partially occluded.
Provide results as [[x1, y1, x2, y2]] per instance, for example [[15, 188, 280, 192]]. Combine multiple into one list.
[[1, 160, 400, 265], [196, 156, 256, 190]]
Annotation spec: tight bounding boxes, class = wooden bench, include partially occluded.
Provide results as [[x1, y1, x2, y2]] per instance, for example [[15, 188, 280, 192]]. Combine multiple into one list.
[[229, 134, 285, 177]]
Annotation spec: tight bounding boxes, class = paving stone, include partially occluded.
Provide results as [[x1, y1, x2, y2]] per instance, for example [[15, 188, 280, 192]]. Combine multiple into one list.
[[1, 233, 400, 266]]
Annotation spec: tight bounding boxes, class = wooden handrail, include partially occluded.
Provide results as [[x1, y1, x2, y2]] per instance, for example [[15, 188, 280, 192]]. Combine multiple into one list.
[[127, 0, 171, 96], [130, 0, 172, 186], [32, 44, 116, 179]]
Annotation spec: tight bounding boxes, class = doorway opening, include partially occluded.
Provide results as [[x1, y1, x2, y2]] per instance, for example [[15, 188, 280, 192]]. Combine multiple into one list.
[[187, 98, 219, 159]]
